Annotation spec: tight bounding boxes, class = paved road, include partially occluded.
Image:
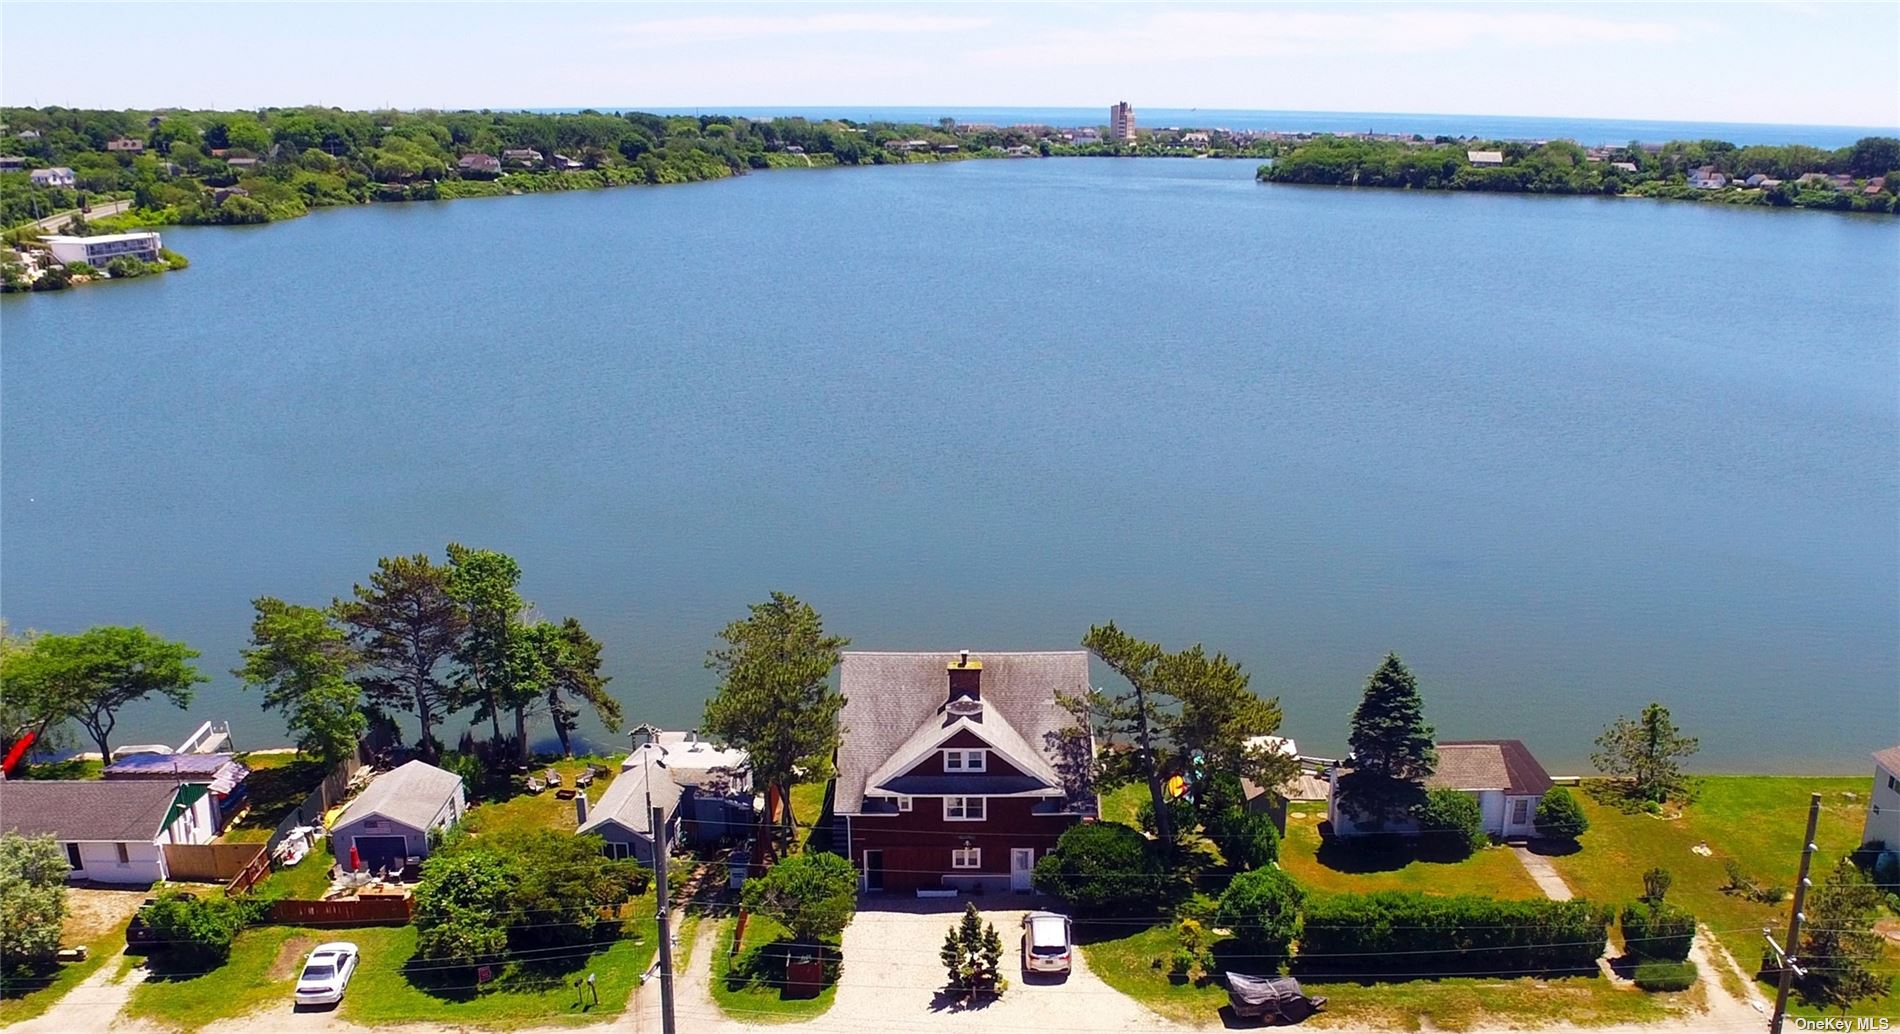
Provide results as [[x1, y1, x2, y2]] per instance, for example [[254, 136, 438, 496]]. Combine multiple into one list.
[[28, 198, 132, 233]]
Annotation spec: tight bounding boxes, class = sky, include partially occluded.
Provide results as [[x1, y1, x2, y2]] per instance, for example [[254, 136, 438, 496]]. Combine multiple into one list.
[[2, 1, 1896, 128]]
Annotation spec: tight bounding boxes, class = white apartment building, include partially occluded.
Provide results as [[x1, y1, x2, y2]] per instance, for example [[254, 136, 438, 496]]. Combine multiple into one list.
[[44, 231, 163, 268]]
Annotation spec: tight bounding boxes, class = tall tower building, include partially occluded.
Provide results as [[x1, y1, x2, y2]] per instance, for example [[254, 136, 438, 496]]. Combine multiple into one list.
[[1110, 101, 1136, 141]]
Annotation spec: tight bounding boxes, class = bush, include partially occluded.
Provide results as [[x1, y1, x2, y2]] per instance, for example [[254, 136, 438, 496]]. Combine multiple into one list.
[[1299, 892, 1609, 974], [0, 833, 68, 970], [1208, 809, 1280, 871], [1534, 788, 1590, 841], [741, 851, 858, 945], [65, 261, 97, 277], [1175, 891, 1219, 926], [136, 891, 260, 966], [159, 247, 189, 270], [1620, 901, 1696, 961], [1417, 787, 1487, 856], [1033, 821, 1175, 916], [1136, 795, 1197, 844], [1216, 867, 1305, 963], [415, 828, 647, 970], [1641, 867, 1672, 904], [1634, 958, 1698, 992], [940, 903, 1004, 996]]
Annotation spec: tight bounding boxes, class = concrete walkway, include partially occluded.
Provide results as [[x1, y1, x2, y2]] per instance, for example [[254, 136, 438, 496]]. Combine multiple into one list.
[[1512, 843, 1577, 900], [12, 950, 143, 1034]]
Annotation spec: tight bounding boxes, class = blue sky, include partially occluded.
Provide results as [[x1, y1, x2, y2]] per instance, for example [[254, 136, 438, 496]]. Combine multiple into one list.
[[3, 2, 1896, 127]]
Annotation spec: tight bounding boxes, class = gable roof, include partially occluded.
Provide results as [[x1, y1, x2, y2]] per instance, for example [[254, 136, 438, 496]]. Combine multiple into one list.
[[579, 752, 682, 840], [835, 651, 1094, 813], [861, 699, 1063, 795], [1875, 746, 1900, 775], [0, 780, 180, 842], [1427, 740, 1553, 796], [333, 760, 463, 831]]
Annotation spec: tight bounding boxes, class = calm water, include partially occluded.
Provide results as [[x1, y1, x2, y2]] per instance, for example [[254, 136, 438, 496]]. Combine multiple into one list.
[[3, 159, 1896, 772]]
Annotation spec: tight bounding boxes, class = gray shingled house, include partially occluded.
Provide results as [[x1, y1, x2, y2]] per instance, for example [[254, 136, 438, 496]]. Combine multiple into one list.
[[576, 749, 682, 864], [329, 760, 466, 871]]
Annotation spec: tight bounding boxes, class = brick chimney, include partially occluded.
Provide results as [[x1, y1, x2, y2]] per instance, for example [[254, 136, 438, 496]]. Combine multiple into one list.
[[947, 650, 982, 702]]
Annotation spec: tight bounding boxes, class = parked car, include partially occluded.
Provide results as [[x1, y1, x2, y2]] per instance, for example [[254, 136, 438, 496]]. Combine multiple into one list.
[[292, 942, 360, 1006], [125, 893, 195, 951], [1020, 911, 1073, 974]]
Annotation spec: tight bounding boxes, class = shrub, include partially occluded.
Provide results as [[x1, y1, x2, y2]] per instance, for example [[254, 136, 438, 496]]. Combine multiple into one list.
[[1634, 958, 1698, 992], [159, 247, 189, 270], [65, 261, 97, 277], [0, 833, 68, 970], [1299, 892, 1609, 974], [1209, 809, 1281, 871], [1175, 891, 1219, 926], [1033, 821, 1174, 916], [1534, 788, 1590, 841], [1215, 867, 1305, 963], [1620, 901, 1696, 962], [1417, 787, 1487, 856], [415, 828, 647, 971], [1136, 795, 1197, 844], [1723, 858, 1752, 892], [940, 903, 1004, 996], [135, 891, 259, 966], [1170, 918, 1213, 982], [742, 851, 858, 945], [1640, 867, 1672, 904]]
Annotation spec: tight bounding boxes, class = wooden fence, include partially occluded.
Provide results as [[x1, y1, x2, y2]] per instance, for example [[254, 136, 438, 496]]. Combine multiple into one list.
[[262, 727, 395, 854], [268, 896, 413, 927], [226, 847, 273, 896], [163, 842, 267, 883]]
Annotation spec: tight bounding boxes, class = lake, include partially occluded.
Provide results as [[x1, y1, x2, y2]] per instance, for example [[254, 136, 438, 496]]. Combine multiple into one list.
[[2, 158, 1895, 773]]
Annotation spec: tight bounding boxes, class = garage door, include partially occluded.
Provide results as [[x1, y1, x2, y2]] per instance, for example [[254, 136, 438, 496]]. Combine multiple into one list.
[[352, 835, 409, 872]]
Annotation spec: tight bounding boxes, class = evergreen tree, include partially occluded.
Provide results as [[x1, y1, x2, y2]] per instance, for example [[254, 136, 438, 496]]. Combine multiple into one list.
[[234, 597, 365, 767], [445, 544, 524, 746], [1334, 653, 1436, 828], [335, 554, 466, 760], [940, 903, 1003, 996], [1798, 857, 1891, 1012], [542, 618, 618, 758], [1591, 702, 1698, 805]]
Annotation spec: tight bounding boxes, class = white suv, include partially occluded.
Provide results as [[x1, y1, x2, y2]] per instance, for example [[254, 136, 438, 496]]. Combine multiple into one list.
[[1021, 911, 1073, 975]]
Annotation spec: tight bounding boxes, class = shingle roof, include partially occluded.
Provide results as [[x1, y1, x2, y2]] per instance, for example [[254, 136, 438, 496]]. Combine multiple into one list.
[[332, 760, 463, 831], [862, 698, 1062, 794], [835, 651, 1094, 813], [580, 752, 682, 840], [0, 780, 179, 842], [1874, 746, 1900, 775], [1427, 740, 1553, 796]]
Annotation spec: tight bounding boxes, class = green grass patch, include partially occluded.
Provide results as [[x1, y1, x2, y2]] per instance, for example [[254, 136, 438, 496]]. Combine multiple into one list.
[[0, 943, 115, 1025], [1541, 776, 1899, 1021], [709, 914, 838, 1023], [220, 755, 328, 843], [126, 925, 301, 1029], [24, 756, 104, 780], [461, 756, 622, 836], [257, 856, 334, 900], [1278, 810, 1544, 899]]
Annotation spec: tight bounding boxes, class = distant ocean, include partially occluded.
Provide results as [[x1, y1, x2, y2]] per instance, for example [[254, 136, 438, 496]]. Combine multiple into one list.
[[597, 106, 1894, 149]]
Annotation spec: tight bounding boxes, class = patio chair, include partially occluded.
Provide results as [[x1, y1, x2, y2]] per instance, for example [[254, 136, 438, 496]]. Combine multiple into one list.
[[545, 767, 563, 786], [574, 770, 595, 789], [526, 775, 546, 793]]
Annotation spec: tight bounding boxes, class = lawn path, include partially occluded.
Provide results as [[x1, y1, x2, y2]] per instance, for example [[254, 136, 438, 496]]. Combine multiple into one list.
[[1511, 845, 1577, 900], [12, 949, 143, 1034]]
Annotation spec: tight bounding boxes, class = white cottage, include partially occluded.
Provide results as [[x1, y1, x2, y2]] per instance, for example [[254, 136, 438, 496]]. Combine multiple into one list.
[[0, 779, 216, 884], [1329, 739, 1554, 840], [328, 760, 466, 871], [1862, 746, 1900, 850]]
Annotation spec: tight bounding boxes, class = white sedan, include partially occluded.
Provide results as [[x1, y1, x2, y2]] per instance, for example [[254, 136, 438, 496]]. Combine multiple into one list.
[[292, 941, 360, 1006]]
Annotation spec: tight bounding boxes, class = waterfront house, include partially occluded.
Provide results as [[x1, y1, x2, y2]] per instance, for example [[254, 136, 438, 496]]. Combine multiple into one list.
[[211, 186, 249, 206], [1688, 166, 1728, 189], [1866, 178, 1887, 195], [1863, 746, 1900, 850], [1327, 739, 1554, 840], [225, 156, 261, 170], [1611, 161, 1639, 173], [502, 148, 543, 167], [0, 780, 217, 885], [106, 137, 144, 152], [620, 729, 755, 845], [328, 760, 466, 871], [833, 650, 1097, 895], [578, 750, 682, 863], [551, 153, 586, 170], [30, 166, 75, 188], [456, 153, 501, 175], [44, 231, 162, 269], [0, 155, 25, 171], [1795, 172, 1833, 187], [1466, 150, 1505, 166], [1745, 173, 1770, 188], [104, 751, 250, 833]]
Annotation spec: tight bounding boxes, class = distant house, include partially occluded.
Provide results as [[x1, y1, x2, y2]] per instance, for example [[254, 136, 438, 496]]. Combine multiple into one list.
[[1327, 739, 1554, 840], [106, 137, 144, 152], [501, 148, 543, 167], [211, 186, 250, 206], [1610, 161, 1639, 173], [328, 760, 466, 871], [1863, 746, 1900, 850], [1181, 131, 1211, 146], [1237, 736, 1327, 831], [550, 153, 585, 170], [579, 750, 682, 863], [225, 156, 261, 170], [1759, 178, 1783, 188], [619, 729, 756, 846], [456, 153, 501, 175], [104, 751, 250, 833], [1745, 173, 1770, 187], [29, 166, 75, 188], [833, 651, 1097, 894], [1688, 166, 1727, 189], [1795, 172, 1833, 187], [44, 231, 162, 268], [1003, 145, 1036, 157], [1866, 177, 1887, 195], [17, 129, 39, 140], [935, 143, 959, 153], [0, 155, 26, 171], [1466, 150, 1505, 166], [0, 780, 217, 884], [1065, 130, 1101, 147]]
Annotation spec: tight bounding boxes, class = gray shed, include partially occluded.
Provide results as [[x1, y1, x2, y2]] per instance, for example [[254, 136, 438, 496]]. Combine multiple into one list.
[[330, 760, 466, 871]]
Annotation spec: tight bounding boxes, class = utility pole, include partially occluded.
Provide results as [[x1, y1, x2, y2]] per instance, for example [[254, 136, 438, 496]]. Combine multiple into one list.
[[1764, 792, 1821, 1034], [651, 805, 676, 1034]]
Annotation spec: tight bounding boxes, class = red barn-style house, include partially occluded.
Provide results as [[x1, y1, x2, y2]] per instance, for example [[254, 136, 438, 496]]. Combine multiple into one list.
[[833, 651, 1097, 894]]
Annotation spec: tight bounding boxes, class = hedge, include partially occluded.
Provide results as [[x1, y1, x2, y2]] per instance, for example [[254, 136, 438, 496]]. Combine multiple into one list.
[[1297, 892, 1610, 975], [1634, 958, 1698, 991], [1620, 901, 1696, 962]]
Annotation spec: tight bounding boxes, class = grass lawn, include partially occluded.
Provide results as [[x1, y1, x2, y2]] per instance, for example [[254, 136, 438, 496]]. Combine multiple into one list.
[[461, 756, 622, 836], [1278, 809, 1546, 899], [220, 754, 330, 843], [257, 855, 335, 900], [127, 924, 302, 1029], [1541, 776, 1900, 1021], [1101, 782, 1146, 828], [1078, 922, 1688, 1031], [709, 914, 838, 1023], [788, 780, 829, 848], [23, 756, 105, 780]]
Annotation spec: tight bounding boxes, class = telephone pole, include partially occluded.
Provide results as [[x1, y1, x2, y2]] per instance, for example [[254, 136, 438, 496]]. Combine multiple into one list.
[[1763, 792, 1821, 1034], [651, 805, 677, 1034]]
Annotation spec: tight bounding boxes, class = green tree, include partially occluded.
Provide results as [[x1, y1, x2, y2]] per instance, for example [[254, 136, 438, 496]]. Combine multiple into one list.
[[1591, 702, 1698, 805], [1215, 867, 1305, 964], [413, 851, 512, 969], [940, 903, 1004, 996], [1798, 857, 1891, 1012], [135, 891, 256, 966], [335, 554, 467, 760], [1076, 623, 1173, 844], [445, 543, 524, 745], [740, 851, 858, 946], [541, 617, 618, 757], [1031, 821, 1174, 916], [0, 626, 203, 760], [233, 597, 365, 766], [1534, 787, 1590, 841], [1334, 653, 1436, 828], [1417, 787, 1486, 856], [0, 833, 68, 971], [0, 622, 70, 762], [703, 593, 848, 848]]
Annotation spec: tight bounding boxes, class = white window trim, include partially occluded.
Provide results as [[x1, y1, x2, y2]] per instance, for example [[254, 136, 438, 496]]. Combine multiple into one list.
[[943, 796, 986, 821], [942, 749, 986, 772], [896, 796, 912, 812], [951, 847, 981, 869]]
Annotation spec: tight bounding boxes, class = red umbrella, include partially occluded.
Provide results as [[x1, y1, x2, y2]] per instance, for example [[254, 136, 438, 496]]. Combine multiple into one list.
[[348, 843, 361, 872]]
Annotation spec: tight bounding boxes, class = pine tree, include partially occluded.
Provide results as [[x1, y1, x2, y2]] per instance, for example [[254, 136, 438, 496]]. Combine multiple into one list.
[[1591, 702, 1699, 805], [940, 903, 1004, 998], [1334, 653, 1436, 828], [1798, 857, 1891, 1012]]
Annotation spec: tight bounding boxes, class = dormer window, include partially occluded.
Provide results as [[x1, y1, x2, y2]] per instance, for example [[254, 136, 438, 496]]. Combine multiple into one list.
[[943, 749, 987, 772]]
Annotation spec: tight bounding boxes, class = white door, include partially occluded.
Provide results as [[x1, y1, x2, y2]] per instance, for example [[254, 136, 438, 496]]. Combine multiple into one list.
[[1010, 848, 1035, 892]]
